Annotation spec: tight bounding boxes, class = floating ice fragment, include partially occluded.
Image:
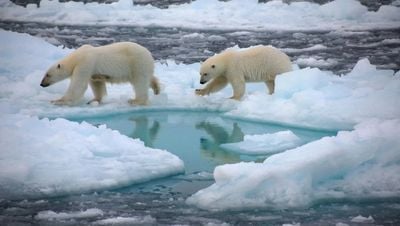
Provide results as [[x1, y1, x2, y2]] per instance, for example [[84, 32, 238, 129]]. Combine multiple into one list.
[[93, 216, 156, 225], [335, 223, 349, 226], [221, 131, 303, 155], [35, 208, 104, 220], [350, 215, 375, 223]]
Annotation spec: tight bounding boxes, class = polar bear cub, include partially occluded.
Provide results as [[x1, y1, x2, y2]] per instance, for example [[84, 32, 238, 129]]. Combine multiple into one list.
[[196, 45, 291, 100], [40, 42, 160, 106]]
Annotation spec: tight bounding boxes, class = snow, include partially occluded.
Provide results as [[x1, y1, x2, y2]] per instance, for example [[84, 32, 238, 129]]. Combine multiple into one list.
[[0, 28, 399, 209], [294, 57, 338, 68], [0, 32, 184, 199], [221, 131, 303, 155], [187, 119, 400, 210], [319, 0, 367, 20], [229, 62, 400, 131], [0, 114, 184, 199], [0, 0, 399, 31]]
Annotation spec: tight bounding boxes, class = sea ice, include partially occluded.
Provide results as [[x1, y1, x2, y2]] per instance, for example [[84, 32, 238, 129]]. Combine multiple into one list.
[[0, 30, 399, 210], [93, 216, 157, 225], [294, 57, 338, 68], [0, 114, 184, 199], [35, 208, 104, 220], [351, 215, 375, 223], [282, 44, 328, 54], [0, 0, 399, 30], [221, 131, 303, 155], [186, 119, 400, 210]]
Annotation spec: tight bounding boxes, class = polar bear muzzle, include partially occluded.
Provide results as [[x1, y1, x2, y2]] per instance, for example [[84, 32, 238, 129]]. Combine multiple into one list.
[[40, 74, 51, 87], [200, 73, 210, 84]]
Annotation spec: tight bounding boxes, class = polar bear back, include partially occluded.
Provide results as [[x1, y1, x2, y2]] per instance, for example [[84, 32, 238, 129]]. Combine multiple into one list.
[[228, 45, 291, 81], [85, 42, 154, 83]]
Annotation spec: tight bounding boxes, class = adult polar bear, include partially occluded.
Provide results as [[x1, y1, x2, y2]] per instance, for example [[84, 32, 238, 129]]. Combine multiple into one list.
[[196, 45, 291, 100], [40, 42, 160, 106]]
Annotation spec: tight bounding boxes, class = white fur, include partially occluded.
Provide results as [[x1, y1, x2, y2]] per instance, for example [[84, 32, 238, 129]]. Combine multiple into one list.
[[196, 45, 292, 100], [41, 42, 160, 106]]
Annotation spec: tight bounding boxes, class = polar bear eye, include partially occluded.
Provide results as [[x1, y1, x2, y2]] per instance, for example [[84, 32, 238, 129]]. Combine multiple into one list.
[[203, 73, 208, 76], [57, 64, 61, 69], [211, 65, 215, 69]]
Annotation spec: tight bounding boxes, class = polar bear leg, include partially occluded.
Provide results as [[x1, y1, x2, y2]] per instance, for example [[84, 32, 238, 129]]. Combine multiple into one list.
[[195, 76, 228, 96], [265, 80, 275, 95], [229, 76, 245, 100], [129, 76, 150, 105], [88, 80, 107, 104], [52, 75, 89, 105]]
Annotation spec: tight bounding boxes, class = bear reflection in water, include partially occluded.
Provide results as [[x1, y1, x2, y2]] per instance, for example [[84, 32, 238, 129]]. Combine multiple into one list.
[[114, 112, 265, 168], [196, 121, 264, 164], [129, 116, 160, 147]]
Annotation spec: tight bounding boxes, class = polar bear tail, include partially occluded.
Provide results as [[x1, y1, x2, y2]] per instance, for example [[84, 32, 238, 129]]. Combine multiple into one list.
[[151, 76, 161, 95]]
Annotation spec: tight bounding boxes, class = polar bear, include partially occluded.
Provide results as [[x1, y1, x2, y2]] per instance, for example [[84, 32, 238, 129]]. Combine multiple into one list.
[[195, 45, 291, 100], [40, 42, 160, 106]]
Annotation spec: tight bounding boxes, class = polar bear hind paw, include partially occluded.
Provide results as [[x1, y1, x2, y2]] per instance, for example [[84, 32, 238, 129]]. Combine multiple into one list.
[[128, 99, 148, 106], [87, 99, 101, 106]]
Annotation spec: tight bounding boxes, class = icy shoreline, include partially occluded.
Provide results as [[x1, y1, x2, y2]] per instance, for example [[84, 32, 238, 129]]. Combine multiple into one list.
[[1, 0, 400, 31], [0, 29, 399, 209]]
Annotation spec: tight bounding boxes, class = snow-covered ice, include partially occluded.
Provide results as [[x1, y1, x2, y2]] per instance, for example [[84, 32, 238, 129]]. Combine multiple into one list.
[[294, 57, 338, 69], [221, 131, 303, 155], [0, 114, 184, 199], [187, 119, 400, 210], [0, 28, 399, 210], [0, 0, 399, 31], [0, 32, 184, 199]]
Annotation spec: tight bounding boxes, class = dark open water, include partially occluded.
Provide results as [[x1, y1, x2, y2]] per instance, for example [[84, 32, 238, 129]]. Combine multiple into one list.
[[1, 21, 399, 75]]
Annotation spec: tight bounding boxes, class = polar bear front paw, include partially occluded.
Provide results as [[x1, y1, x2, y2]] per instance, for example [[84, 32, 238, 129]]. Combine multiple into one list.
[[195, 89, 207, 96], [51, 99, 71, 106]]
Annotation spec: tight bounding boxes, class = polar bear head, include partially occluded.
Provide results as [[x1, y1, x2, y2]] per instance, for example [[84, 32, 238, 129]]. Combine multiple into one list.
[[40, 62, 71, 87], [199, 52, 230, 84]]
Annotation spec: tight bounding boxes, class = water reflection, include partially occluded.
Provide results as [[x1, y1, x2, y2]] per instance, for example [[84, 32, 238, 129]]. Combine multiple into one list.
[[129, 115, 160, 147], [126, 112, 269, 168], [75, 111, 333, 173], [196, 121, 245, 164]]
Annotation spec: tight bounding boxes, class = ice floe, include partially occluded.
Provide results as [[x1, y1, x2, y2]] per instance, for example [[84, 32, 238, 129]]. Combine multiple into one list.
[[0, 0, 399, 30]]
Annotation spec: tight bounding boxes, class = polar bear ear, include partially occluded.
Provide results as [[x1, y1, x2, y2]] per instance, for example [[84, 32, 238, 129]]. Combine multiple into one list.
[[211, 65, 216, 69]]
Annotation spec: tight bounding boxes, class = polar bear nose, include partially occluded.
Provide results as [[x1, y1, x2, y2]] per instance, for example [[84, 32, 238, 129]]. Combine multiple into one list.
[[40, 75, 50, 87], [40, 82, 49, 87], [200, 79, 207, 84]]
